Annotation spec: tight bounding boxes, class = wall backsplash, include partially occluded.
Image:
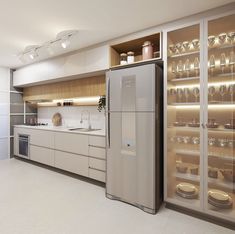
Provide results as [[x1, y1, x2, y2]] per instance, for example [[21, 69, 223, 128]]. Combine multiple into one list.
[[38, 106, 105, 130]]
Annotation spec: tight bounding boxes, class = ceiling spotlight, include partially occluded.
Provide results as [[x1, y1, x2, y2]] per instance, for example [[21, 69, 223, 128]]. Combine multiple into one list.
[[28, 49, 38, 59], [61, 36, 71, 49]]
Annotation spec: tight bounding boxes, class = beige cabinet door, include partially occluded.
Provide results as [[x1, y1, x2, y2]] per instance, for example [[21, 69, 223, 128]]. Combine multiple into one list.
[[54, 132, 88, 155], [89, 135, 106, 148], [54, 150, 88, 177], [89, 168, 105, 182], [89, 158, 106, 171], [30, 145, 54, 166], [30, 129, 54, 148]]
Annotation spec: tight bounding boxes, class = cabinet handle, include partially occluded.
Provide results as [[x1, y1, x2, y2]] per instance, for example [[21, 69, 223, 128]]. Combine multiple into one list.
[[201, 123, 206, 128]]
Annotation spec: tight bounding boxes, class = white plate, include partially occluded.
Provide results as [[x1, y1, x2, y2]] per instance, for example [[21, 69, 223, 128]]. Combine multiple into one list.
[[176, 182, 196, 194], [208, 189, 230, 202]]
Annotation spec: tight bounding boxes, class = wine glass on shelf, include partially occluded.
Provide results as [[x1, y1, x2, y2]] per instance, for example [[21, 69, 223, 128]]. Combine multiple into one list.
[[194, 57, 200, 77], [177, 60, 184, 78], [219, 85, 227, 102], [177, 88, 183, 103], [218, 33, 227, 45], [169, 44, 177, 55], [208, 137, 216, 155], [192, 39, 200, 50], [182, 41, 190, 52], [227, 32, 235, 44], [175, 43, 183, 54], [183, 88, 190, 103], [228, 84, 235, 102], [184, 59, 191, 77], [208, 86, 216, 103], [229, 51, 235, 73], [192, 87, 200, 103], [220, 53, 227, 73], [208, 35, 216, 48], [209, 54, 215, 76]]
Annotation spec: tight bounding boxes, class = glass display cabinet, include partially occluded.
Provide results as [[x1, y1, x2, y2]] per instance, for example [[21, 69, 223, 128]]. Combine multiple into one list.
[[164, 13, 235, 223]]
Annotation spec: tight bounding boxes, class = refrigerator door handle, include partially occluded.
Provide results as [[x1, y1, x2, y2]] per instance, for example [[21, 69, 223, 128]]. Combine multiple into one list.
[[106, 75, 110, 148]]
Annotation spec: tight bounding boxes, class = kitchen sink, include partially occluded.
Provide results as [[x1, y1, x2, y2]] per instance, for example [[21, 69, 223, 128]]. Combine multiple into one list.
[[68, 128, 101, 132]]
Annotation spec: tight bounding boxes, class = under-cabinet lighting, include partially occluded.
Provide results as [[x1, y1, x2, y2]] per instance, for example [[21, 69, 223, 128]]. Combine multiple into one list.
[[174, 81, 235, 89], [174, 104, 235, 109], [175, 105, 200, 109]]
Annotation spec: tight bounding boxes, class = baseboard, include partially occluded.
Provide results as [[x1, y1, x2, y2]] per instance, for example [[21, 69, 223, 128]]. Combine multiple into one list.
[[165, 202, 235, 231]]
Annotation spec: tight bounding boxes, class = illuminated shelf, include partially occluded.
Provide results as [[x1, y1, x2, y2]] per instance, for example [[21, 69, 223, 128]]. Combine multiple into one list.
[[170, 77, 200, 83], [173, 149, 234, 161], [168, 126, 200, 132], [208, 43, 234, 51], [168, 50, 199, 58], [168, 126, 234, 133], [168, 102, 199, 106]]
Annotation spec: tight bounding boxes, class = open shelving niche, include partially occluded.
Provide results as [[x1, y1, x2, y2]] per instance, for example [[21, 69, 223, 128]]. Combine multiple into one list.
[[110, 32, 162, 69]]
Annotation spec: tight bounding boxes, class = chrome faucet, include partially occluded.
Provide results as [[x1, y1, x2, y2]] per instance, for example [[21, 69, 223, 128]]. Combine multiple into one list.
[[80, 110, 91, 130]]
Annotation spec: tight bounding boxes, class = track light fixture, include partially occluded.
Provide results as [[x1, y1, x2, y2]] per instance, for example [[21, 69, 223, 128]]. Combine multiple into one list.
[[18, 30, 78, 62]]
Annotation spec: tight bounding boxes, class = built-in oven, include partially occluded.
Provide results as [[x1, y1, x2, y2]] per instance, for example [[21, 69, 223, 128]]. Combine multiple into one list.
[[18, 134, 30, 158]]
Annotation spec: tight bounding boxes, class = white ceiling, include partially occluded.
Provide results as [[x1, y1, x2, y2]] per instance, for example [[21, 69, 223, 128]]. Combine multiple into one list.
[[0, 0, 233, 69]]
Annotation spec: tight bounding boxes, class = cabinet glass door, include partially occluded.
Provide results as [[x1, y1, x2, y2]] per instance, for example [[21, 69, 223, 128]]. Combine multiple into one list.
[[166, 24, 202, 207], [207, 14, 235, 220]]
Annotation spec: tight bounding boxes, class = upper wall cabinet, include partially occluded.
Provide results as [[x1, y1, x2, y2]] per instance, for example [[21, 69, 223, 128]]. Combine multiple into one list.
[[13, 45, 110, 87]]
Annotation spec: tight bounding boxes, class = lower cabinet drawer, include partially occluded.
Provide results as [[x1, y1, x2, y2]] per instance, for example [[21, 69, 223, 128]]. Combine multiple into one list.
[[89, 168, 106, 182], [89, 158, 106, 171], [30, 145, 54, 167], [89, 146, 106, 160], [54, 150, 88, 177]]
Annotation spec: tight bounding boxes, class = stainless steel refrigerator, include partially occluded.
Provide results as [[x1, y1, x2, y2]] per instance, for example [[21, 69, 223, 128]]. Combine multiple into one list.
[[106, 63, 163, 214]]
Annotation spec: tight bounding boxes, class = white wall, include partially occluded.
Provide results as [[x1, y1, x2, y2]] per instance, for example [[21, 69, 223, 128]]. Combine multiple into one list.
[[38, 106, 105, 130], [0, 68, 10, 160]]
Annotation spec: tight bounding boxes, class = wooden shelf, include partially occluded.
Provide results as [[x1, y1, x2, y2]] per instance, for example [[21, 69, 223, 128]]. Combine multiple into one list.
[[110, 32, 161, 68], [110, 57, 162, 70]]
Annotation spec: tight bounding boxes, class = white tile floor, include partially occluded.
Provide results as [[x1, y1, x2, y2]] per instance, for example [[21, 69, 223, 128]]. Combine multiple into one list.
[[0, 158, 233, 234]]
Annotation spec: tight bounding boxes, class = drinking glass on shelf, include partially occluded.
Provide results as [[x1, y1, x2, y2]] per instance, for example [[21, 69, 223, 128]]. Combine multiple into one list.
[[208, 137, 216, 155], [183, 136, 191, 144], [171, 61, 177, 74], [183, 88, 190, 103], [209, 54, 216, 76], [170, 88, 176, 96], [184, 59, 191, 77], [192, 87, 200, 102], [208, 35, 216, 48], [228, 84, 235, 102], [220, 53, 227, 73], [218, 138, 227, 156], [218, 33, 227, 45], [208, 86, 216, 102], [192, 137, 200, 150], [219, 85, 227, 102], [193, 57, 200, 77], [229, 51, 235, 73], [177, 60, 184, 78], [177, 88, 183, 103]]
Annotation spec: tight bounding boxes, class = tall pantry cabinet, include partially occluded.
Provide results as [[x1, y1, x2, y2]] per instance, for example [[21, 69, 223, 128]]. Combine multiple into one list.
[[164, 12, 235, 225]]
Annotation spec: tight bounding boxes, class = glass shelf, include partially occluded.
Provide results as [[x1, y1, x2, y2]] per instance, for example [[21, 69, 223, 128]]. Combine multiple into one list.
[[173, 149, 234, 161], [168, 50, 199, 59], [170, 76, 200, 83], [175, 173, 235, 192]]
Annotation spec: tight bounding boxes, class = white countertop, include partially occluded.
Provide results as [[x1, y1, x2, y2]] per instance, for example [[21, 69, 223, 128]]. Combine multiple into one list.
[[14, 125, 106, 137]]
